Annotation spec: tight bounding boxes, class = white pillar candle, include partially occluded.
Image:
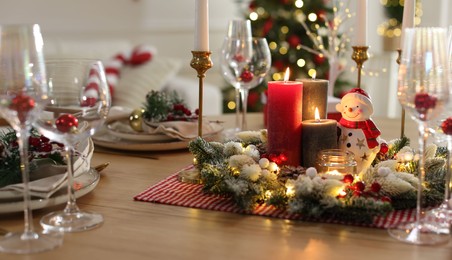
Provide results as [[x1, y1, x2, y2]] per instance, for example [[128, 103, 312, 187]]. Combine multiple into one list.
[[194, 0, 209, 51], [400, 0, 415, 49], [355, 0, 367, 46]]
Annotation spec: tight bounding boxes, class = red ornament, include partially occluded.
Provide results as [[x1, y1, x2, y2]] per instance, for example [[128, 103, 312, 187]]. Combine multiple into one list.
[[9, 93, 36, 123], [414, 93, 437, 112], [55, 114, 79, 133], [313, 54, 326, 65], [287, 35, 301, 48], [441, 117, 452, 135], [343, 174, 354, 184], [240, 70, 254, 83], [273, 60, 286, 72], [263, 19, 273, 36]]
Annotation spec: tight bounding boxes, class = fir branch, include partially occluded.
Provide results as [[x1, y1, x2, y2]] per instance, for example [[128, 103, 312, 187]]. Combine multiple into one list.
[[189, 137, 226, 166], [142, 90, 171, 122]]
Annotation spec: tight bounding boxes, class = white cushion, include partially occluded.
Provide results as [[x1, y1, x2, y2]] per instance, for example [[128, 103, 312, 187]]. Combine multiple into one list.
[[113, 56, 182, 109]]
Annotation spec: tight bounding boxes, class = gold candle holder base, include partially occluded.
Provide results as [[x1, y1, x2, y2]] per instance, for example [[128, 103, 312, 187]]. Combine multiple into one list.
[[351, 46, 369, 89], [190, 51, 213, 137], [396, 48, 405, 139]]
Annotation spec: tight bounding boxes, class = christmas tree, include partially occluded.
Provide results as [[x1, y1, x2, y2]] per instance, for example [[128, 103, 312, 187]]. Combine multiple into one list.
[[223, 0, 351, 113]]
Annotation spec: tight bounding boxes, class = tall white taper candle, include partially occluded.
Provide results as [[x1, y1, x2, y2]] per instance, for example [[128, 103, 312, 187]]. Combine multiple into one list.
[[355, 0, 367, 46], [400, 0, 415, 49], [194, 0, 209, 51]]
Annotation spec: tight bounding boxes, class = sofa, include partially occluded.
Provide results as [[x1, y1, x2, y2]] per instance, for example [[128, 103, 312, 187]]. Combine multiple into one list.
[[43, 38, 223, 116]]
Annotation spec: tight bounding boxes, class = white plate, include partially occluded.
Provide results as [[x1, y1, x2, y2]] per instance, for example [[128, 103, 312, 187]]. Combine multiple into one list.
[[0, 168, 100, 214], [106, 119, 175, 142]]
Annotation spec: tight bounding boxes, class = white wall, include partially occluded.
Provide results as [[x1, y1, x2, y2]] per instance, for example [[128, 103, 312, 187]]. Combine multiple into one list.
[[0, 0, 449, 116]]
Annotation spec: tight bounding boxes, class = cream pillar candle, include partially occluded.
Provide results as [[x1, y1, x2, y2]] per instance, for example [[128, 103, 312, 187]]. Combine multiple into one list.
[[297, 78, 328, 121]]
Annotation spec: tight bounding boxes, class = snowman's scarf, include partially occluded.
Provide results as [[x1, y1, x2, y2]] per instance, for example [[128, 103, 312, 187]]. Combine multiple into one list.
[[339, 118, 381, 149]]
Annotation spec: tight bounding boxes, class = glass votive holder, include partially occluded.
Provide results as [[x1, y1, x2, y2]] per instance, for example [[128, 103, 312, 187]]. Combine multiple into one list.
[[316, 149, 357, 176]]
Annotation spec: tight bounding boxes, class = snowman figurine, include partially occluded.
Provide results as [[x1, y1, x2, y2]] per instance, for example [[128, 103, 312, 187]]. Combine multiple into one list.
[[336, 88, 382, 174]]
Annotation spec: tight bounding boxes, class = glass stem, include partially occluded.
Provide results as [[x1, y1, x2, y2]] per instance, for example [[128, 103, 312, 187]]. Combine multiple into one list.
[[17, 126, 36, 240], [240, 88, 249, 131], [235, 88, 241, 130], [445, 136, 452, 203], [64, 146, 79, 214], [416, 123, 428, 224]]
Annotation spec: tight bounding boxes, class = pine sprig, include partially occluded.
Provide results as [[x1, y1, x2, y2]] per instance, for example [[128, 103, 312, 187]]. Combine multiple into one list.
[[0, 128, 65, 188], [189, 137, 226, 166], [142, 90, 172, 122]]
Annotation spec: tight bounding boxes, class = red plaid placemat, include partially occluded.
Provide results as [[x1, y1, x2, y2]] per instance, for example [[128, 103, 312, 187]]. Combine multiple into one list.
[[134, 165, 417, 228]]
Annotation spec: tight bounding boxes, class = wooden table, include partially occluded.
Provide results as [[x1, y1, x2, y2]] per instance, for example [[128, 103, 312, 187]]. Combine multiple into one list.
[[0, 113, 450, 259]]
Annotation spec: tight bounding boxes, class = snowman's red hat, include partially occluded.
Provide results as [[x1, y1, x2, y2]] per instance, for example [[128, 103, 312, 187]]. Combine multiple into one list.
[[343, 88, 372, 108]]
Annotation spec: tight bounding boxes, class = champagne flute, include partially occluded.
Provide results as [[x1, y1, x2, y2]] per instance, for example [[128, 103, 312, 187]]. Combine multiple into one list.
[[221, 19, 252, 135], [35, 59, 111, 232], [220, 37, 271, 131], [0, 24, 63, 254], [388, 27, 450, 245]]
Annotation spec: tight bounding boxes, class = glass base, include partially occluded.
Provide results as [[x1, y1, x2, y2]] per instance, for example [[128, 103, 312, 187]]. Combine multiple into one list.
[[222, 127, 241, 141], [40, 210, 103, 233], [425, 203, 452, 234], [387, 220, 450, 245], [0, 231, 62, 254]]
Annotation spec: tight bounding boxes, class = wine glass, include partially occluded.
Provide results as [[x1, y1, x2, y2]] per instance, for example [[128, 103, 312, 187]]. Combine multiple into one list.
[[221, 19, 252, 135], [34, 59, 111, 232], [388, 27, 450, 245], [0, 24, 63, 253], [220, 37, 271, 131], [424, 26, 452, 233]]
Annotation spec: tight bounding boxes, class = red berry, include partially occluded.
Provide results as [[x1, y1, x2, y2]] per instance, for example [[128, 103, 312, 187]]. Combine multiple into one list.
[[441, 117, 452, 135], [414, 93, 437, 112], [353, 190, 362, 197], [195, 109, 199, 115], [379, 143, 389, 154], [81, 97, 97, 107], [29, 137, 41, 147], [55, 114, 79, 133], [39, 143, 52, 152], [343, 174, 354, 184], [233, 54, 245, 62], [240, 70, 254, 83], [381, 196, 392, 203], [370, 182, 381, 193], [40, 136, 50, 143], [354, 181, 365, 192]]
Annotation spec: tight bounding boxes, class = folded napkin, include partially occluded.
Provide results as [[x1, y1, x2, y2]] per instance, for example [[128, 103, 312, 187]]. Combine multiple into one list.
[[106, 106, 223, 141], [0, 137, 93, 199], [143, 121, 221, 141]]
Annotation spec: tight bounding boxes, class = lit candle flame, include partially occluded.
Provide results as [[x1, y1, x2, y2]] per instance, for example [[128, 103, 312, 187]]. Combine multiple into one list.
[[314, 107, 320, 122], [284, 68, 290, 82]]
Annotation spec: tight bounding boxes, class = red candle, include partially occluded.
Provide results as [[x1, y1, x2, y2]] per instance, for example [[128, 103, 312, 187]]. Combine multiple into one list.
[[267, 70, 303, 166]]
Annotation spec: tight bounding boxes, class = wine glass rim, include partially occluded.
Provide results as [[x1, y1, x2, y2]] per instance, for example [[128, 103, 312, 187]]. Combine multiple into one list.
[[225, 36, 268, 41]]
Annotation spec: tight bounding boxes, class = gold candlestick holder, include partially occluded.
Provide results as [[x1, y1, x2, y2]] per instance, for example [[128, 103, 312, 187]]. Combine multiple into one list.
[[351, 46, 369, 89], [396, 48, 406, 138], [177, 51, 213, 185], [190, 51, 213, 137]]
